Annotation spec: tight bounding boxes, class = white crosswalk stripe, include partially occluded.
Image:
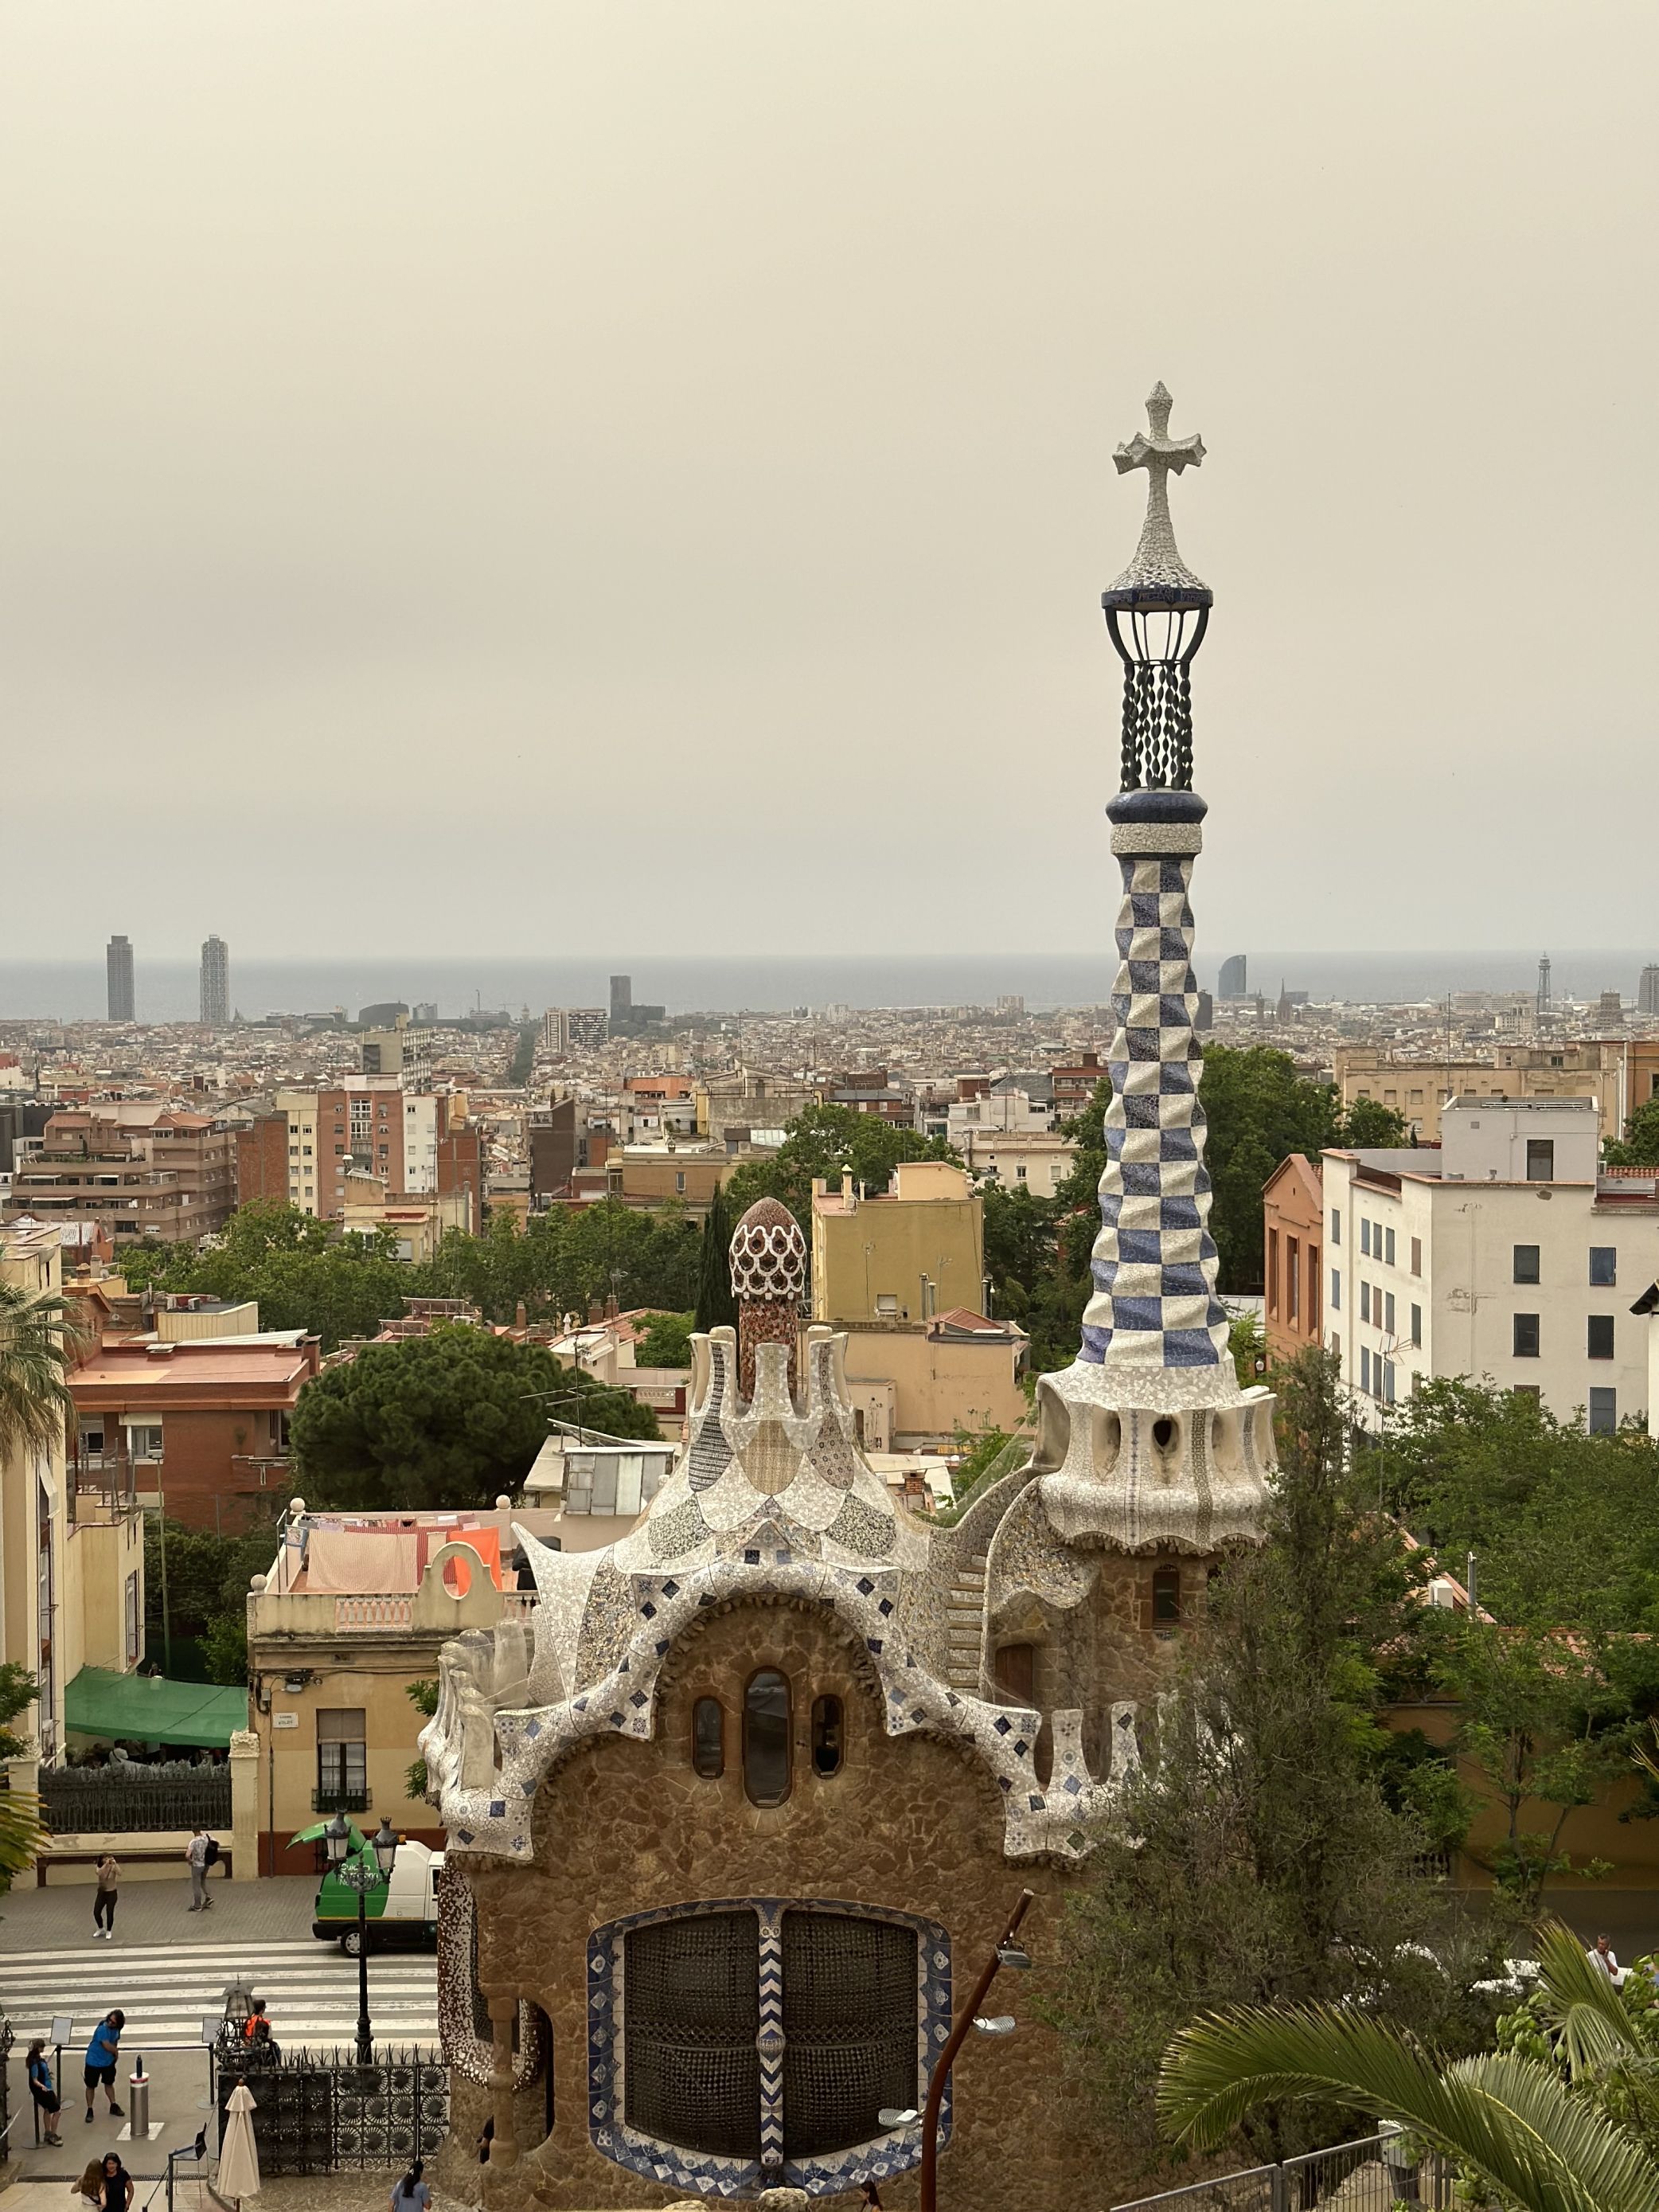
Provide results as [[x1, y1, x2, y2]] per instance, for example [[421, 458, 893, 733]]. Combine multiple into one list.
[[0, 1937, 439, 2051]]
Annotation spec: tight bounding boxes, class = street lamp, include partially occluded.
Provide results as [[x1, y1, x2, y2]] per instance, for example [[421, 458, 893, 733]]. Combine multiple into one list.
[[327, 1813, 399, 2063]]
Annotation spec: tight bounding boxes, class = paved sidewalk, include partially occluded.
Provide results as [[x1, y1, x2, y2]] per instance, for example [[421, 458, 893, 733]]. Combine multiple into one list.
[[2, 1871, 318, 1951]]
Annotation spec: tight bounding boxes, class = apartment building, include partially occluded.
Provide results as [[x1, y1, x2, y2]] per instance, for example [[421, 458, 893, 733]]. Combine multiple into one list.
[[1336, 1039, 1659, 1145], [200, 935, 230, 1027], [2, 1221, 146, 1787], [697, 1068, 822, 1144], [3, 1105, 236, 1244], [237, 1084, 482, 1232], [812, 1159, 986, 1323], [955, 1129, 1079, 1198], [945, 1073, 1056, 1147], [68, 1333, 322, 1531], [1323, 1097, 1659, 1432]]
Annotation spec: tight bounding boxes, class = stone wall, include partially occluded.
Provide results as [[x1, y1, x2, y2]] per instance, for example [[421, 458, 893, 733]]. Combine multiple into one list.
[[452, 1600, 1099, 2210]]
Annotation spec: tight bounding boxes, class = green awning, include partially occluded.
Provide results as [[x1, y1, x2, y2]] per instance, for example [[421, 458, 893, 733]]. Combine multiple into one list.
[[65, 1667, 249, 1749]]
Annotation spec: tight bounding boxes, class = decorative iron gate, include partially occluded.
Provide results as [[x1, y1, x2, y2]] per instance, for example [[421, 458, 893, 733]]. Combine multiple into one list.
[[218, 2049, 449, 2174]]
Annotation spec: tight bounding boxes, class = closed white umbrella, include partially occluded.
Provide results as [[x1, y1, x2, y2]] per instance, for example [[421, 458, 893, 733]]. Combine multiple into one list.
[[217, 2081, 262, 2205]]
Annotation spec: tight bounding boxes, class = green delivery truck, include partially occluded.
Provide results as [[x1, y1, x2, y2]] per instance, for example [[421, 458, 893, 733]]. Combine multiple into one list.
[[299, 1829, 444, 1955]]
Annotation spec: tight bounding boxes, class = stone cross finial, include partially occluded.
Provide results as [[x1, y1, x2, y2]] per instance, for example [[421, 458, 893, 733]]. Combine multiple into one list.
[[1105, 381, 1210, 606]]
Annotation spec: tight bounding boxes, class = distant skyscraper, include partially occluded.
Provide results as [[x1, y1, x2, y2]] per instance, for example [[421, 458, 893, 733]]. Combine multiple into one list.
[[200, 936, 230, 1027], [1536, 953, 1552, 1015], [1638, 964, 1659, 1017], [106, 935, 135, 1022], [1217, 953, 1247, 999], [610, 974, 632, 1023]]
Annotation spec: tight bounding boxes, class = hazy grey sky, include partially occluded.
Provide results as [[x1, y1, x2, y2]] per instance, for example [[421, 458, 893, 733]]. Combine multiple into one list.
[[3, 2, 1655, 962]]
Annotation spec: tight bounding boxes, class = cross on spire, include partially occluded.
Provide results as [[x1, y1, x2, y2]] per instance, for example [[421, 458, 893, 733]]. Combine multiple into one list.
[[1104, 381, 1210, 608]]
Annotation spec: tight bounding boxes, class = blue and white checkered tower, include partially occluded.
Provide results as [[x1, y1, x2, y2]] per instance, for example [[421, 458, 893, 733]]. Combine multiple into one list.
[[1031, 385, 1272, 1554]]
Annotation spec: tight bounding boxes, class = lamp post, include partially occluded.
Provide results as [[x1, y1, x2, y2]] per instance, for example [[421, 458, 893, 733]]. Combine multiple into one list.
[[880, 1888, 1034, 2212], [326, 1813, 399, 2064]]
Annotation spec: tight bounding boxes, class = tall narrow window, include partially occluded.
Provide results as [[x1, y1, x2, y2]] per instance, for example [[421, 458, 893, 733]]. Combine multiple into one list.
[[1513, 1314, 1540, 1358], [1589, 1388, 1618, 1436], [1590, 1247, 1618, 1287], [1588, 1315, 1614, 1360], [1151, 1567, 1181, 1624], [1286, 1236, 1300, 1323], [1526, 1139, 1555, 1181], [1307, 1243, 1320, 1335], [993, 1643, 1035, 1703], [1384, 1226, 1396, 1266], [1513, 1245, 1540, 1285], [1410, 1236, 1422, 1276], [743, 1670, 791, 1807], [810, 1696, 844, 1778], [1410, 1303, 1422, 1347], [1330, 1209, 1341, 1246], [1267, 1228, 1279, 1315], [692, 1698, 724, 1779]]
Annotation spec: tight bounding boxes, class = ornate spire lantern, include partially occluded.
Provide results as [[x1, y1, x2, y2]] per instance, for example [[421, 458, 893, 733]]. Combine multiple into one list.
[[1030, 382, 1273, 1554]]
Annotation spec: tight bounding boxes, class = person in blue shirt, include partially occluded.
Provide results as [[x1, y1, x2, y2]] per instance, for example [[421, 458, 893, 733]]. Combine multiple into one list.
[[82, 2011, 126, 2126], [25, 2038, 63, 2145]]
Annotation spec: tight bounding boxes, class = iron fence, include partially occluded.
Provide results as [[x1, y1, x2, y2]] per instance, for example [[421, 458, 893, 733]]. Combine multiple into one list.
[[1115, 2137, 1459, 2212], [40, 1769, 232, 1835], [0, 2007, 13, 2165], [217, 2047, 449, 2175]]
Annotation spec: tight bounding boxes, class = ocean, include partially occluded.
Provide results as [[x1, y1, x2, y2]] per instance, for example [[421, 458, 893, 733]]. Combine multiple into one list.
[[0, 950, 1653, 1025]]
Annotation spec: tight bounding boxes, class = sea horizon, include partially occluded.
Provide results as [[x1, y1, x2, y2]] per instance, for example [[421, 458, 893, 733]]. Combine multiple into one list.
[[1, 949, 1654, 1026]]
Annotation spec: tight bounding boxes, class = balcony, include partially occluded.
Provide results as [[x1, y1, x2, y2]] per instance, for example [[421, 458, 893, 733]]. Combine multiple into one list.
[[311, 1785, 372, 1814]]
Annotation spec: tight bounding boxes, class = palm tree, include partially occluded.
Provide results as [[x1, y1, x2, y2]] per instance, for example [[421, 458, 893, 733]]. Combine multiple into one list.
[[1157, 1923, 1659, 2212], [0, 1274, 81, 1467], [0, 1785, 45, 1888]]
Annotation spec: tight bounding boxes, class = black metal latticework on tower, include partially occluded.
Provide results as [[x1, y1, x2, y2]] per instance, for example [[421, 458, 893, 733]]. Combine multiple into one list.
[[1101, 381, 1212, 793]]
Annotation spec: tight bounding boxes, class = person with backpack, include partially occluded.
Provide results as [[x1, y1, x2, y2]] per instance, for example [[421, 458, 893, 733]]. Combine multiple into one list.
[[185, 1828, 213, 1910]]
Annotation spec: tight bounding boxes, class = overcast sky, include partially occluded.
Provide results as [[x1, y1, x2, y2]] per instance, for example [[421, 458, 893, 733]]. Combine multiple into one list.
[[3, 2, 1655, 963]]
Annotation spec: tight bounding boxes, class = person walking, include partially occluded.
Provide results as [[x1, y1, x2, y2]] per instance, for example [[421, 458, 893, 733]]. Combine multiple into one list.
[[389, 2159, 431, 2212], [81, 2011, 125, 2126], [72, 2157, 103, 2206], [96, 2153, 133, 2212], [27, 2038, 64, 2146], [185, 1827, 212, 1911], [92, 1854, 119, 1940]]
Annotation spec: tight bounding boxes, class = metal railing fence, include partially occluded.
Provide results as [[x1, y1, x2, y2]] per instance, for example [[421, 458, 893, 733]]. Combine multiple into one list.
[[39, 1769, 232, 1835], [1115, 2136, 1459, 2212]]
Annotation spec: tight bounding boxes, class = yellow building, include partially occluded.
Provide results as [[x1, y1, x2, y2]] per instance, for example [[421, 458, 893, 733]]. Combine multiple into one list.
[[810, 1159, 986, 1324], [837, 1312, 1030, 1451], [1336, 1038, 1659, 1145], [1, 1222, 146, 1792]]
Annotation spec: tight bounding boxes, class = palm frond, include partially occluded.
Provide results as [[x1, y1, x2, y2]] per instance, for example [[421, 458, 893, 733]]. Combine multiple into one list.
[[1532, 1918, 1644, 2078], [0, 1787, 45, 1882], [1159, 2001, 1659, 2212], [0, 1276, 79, 1465]]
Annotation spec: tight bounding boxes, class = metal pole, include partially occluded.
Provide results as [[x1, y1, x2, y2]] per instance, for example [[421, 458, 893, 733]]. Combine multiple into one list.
[[917, 1888, 1033, 2212], [356, 1884, 373, 2065], [158, 1497, 172, 1675]]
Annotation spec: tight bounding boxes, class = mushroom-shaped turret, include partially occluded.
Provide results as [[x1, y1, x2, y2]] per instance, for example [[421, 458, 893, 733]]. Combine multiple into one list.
[[728, 1195, 806, 1400]]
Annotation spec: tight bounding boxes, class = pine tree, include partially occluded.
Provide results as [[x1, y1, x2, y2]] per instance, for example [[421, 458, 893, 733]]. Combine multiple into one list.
[[695, 1185, 738, 1334]]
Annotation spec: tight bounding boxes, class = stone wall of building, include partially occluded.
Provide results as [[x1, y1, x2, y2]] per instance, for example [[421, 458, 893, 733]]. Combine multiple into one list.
[[453, 1600, 1099, 2210]]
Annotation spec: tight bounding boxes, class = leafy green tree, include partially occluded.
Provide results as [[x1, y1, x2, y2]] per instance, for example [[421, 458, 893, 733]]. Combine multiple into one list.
[[1195, 1046, 1345, 1295], [506, 1023, 537, 1088], [0, 1660, 39, 1762], [0, 1274, 82, 1464], [119, 1202, 418, 1351], [635, 1311, 694, 1367], [291, 1327, 658, 1511], [142, 1519, 278, 1685], [0, 1663, 43, 1886], [1048, 1350, 1492, 2160], [1435, 1620, 1626, 1911], [1340, 1096, 1411, 1147], [724, 1104, 958, 1229], [1606, 1096, 1659, 1167], [695, 1184, 738, 1334], [405, 1678, 439, 1800]]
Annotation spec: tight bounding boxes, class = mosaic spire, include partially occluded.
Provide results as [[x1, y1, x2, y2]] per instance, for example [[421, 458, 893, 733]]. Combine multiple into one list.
[[1080, 385, 1229, 1393]]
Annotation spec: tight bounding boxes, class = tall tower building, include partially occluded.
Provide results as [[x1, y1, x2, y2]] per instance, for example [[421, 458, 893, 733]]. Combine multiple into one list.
[[1638, 963, 1659, 1018], [609, 974, 632, 1026], [1031, 382, 1274, 1551], [1217, 952, 1247, 999], [200, 935, 231, 1027], [106, 935, 135, 1022], [1536, 954, 1552, 1016]]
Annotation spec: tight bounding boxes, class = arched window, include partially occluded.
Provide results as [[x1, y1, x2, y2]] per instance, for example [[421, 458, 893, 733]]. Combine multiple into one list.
[[810, 1695, 844, 1778], [743, 1670, 791, 1806], [692, 1697, 724, 1780], [1152, 1567, 1181, 1624]]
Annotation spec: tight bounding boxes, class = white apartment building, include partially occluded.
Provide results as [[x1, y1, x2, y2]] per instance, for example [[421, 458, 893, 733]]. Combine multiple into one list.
[[956, 1130, 1079, 1198], [944, 1075, 1056, 1147], [1323, 1097, 1659, 1434], [274, 1082, 441, 1217]]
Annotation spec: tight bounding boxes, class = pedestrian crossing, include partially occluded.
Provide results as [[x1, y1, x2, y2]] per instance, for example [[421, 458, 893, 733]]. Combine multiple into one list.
[[0, 1937, 439, 2052]]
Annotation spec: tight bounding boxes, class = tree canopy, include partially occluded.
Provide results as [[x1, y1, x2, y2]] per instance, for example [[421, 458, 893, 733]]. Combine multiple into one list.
[[1606, 1095, 1659, 1167], [290, 1325, 658, 1512], [724, 1102, 958, 1228]]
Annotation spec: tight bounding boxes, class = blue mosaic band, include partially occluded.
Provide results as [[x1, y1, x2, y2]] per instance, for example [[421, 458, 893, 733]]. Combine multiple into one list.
[[1079, 803, 1228, 1374]]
